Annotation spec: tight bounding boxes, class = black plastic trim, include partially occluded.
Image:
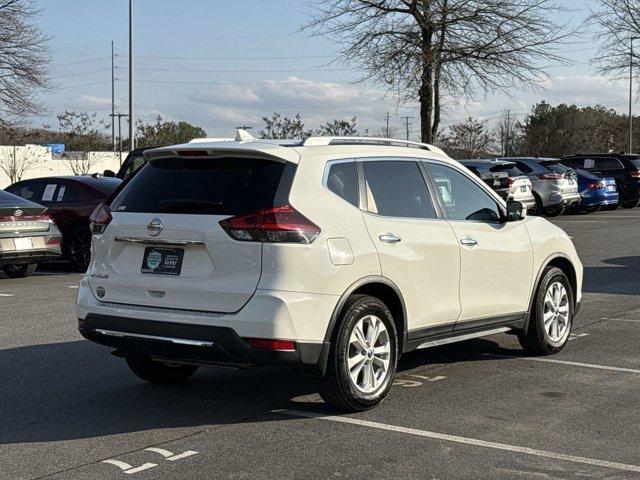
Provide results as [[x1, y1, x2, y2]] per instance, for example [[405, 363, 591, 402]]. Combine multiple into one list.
[[79, 314, 326, 375]]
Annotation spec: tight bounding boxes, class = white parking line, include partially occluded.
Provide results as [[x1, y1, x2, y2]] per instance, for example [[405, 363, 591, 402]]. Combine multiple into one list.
[[607, 318, 640, 324], [0, 293, 14, 297], [518, 357, 640, 374], [68, 285, 78, 289], [101, 459, 157, 474], [274, 409, 640, 474], [145, 447, 198, 461]]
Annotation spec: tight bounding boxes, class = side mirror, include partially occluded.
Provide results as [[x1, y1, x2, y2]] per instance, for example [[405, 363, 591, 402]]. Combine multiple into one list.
[[103, 169, 116, 177], [506, 200, 525, 222]]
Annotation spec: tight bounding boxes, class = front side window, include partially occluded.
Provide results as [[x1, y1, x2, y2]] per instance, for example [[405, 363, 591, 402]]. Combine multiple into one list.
[[326, 161, 358, 206], [427, 163, 502, 222], [361, 160, 436, 218]]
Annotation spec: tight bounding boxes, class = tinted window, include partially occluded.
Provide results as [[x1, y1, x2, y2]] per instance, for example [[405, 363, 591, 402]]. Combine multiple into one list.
[[562, 158, 584, 169], [428, 163, 502, 222], [9, 181, 42, 201], [326, 161, 358, 206], [362, 161, 436, 218], [514, 161, 533, 174], [628, 158, 640, 169], [111, 157, 287, 215], [595, 158, 624, 170], [122, 154, 147, 180], [542, 162, 570, 174], [56, 183, 82, 203]]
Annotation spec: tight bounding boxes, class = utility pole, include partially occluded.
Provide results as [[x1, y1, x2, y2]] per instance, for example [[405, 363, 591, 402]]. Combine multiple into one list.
[[401, 116, 413, 140], [110, 113, 129, 165], [111, 40, 116, 151], [384, 112, 390, 138], [630, 37, 640, 153], [505, 110, 511, 157], [128, 0, 134, 151]]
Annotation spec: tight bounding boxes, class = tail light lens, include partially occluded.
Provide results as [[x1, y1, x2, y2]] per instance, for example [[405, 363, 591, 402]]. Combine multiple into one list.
[[537, 173, 565, 180], [219, 204, 320, 244], [46, 237, 61, 246], [630, 170, 640, 178], [245, 338, 296, 351], [587, 182, 605, 189], [89, 202, 112, 234]]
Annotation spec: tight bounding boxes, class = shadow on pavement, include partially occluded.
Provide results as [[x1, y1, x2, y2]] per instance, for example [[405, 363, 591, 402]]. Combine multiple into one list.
[[582, 256, 640, 296], [0, 335, 523, 445]]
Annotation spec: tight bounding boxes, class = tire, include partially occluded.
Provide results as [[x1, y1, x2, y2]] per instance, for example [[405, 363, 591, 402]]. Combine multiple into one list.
[[581, 206, 600, 214], [544, 206, 566, 217], [2, 263, 37, 278], [66, 226, 92, 272], [531, 193, 544, 216], [518, 267, 574, 355], [125, 356, 199, 384], [621, 198, 640, 209], [318, 294, 398, 412], [602, 203, 620, 211]]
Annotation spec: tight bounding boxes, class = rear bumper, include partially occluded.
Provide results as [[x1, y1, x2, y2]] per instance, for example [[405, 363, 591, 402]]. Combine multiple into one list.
[[79, 314, 330, 375], [543, 191, 581, 208], [0, 247, 61, 266]]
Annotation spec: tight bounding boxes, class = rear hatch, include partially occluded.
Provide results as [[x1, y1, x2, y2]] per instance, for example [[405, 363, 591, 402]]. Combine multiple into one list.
[[540, 161, 579, 194], [476, 165, 510, 198], [93, 155, 293, 313]]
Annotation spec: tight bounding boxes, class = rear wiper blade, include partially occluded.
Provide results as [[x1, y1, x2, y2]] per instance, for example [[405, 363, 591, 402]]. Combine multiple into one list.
[[159, 199, 223, 212]]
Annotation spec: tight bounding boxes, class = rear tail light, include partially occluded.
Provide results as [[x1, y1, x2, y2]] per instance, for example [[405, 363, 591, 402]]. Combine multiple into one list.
[[89, 202, 112, 234], [245, 338, 296, 351], [46, 237, 61, 246], [537, 173, 565, 180], [219, 204, 320, 244], [587, 182, 605, 189], [630, 170, 640, 178], [177, 150, 208, 157]]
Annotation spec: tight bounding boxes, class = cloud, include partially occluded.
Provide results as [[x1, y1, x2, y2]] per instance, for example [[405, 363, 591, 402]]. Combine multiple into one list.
[[75, 94, 111, 107]]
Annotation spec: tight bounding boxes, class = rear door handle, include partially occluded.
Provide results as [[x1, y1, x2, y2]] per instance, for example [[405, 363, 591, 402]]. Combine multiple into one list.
[[459, 236, 478, 247], [379, 233, 402, 243]]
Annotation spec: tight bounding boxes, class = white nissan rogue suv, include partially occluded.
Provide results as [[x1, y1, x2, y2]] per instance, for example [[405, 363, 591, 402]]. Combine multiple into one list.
[[77, 131, 583, 412]]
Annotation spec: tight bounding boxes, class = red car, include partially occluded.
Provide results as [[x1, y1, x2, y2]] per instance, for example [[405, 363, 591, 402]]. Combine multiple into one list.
[[6, 176, 122, 271]]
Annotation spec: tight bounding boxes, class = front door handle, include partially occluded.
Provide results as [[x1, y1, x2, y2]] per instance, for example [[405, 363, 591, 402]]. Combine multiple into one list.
[[459, 236, 478, 247], [379, 233, 402, 243]]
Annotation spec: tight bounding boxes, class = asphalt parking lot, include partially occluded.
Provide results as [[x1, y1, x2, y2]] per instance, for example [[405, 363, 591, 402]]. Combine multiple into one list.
[[1, 209, 639, 480]]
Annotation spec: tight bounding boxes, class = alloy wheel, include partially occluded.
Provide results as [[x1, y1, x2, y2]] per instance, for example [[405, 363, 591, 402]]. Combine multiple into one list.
[[543, 281, 570, 343], [347, 315, 391, 394]]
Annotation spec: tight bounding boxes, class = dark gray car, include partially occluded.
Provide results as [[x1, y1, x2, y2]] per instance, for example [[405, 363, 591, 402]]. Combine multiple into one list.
[[0, 190, 62, 278]]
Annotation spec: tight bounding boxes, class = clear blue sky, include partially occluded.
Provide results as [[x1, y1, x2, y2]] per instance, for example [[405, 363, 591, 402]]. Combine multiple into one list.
[[32, 0, 623, 139]]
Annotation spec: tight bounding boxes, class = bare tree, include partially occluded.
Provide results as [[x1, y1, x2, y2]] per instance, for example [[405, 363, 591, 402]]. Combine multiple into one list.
[[258, 113, 312, 139], [305, 0, 573, 143], [0, 144, 42, 183], [0, 0, 50, 125], [60, 151, 112, 176], [57, 110, 110, 151], [589, 0, 640, 78], [316, 117, 359, 136], [495, 111, 523, 156], [440, 117, 493, 158]]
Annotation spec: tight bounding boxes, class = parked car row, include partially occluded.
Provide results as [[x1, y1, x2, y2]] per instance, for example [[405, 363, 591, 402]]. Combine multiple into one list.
[[2, 175, 121, 276], [461, 154, 640, 216]]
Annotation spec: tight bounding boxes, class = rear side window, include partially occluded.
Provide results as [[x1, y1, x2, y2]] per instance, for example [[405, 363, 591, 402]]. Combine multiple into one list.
[[9, 181, 42, 201], [628, 158, 640, 169], [362, 161, 436, 218], [111, 157, 288, 215], [514, 161, 534, 174], [562, 158, 584, 169], [542, 162, 570, 174], [325, 161, 358, 206], [595, 158, 624, 170]]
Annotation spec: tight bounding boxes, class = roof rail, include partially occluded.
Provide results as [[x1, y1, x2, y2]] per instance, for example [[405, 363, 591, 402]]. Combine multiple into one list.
[[302, 136, 447, 156]]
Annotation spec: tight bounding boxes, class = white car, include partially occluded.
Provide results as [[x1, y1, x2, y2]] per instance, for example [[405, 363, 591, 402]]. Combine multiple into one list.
[[77, 132, 583, 412]]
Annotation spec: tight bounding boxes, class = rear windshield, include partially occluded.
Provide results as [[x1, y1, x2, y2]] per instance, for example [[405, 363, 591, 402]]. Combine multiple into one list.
[[630, 158, 640, 169], [110, 157, 288, 215], [541, 161, 571, 174]]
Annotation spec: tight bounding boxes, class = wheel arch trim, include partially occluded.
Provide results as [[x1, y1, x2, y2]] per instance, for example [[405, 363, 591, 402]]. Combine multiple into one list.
[[323, 275, 408, 344], [524, 252, 577, 333]]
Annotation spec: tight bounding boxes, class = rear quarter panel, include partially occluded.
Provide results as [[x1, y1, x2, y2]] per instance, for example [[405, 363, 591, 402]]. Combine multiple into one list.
[[258, 153, 381, 296]]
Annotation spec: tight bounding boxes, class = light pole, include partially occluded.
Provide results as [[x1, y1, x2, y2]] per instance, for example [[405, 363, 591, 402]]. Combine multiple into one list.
[[128, 0, 134, 151], [629, 36, 640, 153]]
